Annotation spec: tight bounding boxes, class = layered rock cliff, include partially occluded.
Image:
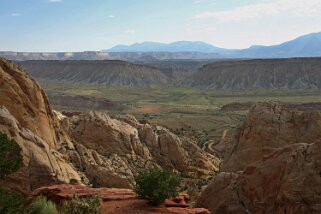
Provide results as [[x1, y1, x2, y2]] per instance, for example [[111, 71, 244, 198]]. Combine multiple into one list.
[[19, 60, 169, 87], [197, 102, 321, 213], [186, 58, 321, 89]]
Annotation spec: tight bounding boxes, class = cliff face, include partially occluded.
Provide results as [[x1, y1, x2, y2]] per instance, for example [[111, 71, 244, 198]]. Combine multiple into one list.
[[197, 102, 321, 213], [0, 58, 81, 193], [0, 58, 70, 149], [186, 58, 321, 89], [19, 60, 169, 87]]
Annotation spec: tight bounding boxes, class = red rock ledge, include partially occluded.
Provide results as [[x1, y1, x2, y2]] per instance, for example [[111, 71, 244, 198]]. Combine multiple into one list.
[[32, 184, 210, 214]]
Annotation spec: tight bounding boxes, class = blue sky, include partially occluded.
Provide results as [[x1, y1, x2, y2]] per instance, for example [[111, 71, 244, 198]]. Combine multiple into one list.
[[1, 0, 321, 52]]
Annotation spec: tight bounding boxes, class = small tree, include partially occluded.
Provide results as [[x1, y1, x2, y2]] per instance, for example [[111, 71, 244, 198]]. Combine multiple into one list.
[[0, 133, 23, 179], [134, 168, 181, 205]]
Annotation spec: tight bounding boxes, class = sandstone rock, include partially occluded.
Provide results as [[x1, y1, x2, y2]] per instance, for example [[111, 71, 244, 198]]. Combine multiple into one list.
[[197, 102, 321, 213], [0, 107, 81, 194], [222, 101, 321, 172], [0, 57, 71, 149], [68, 143, 133, 188], [63, 111, 220, 187]]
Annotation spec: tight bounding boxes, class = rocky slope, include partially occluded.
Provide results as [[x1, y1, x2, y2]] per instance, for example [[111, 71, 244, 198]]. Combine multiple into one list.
[[197, 102, 321, 213], [19, 60, 169, 87], [0, 58, 70, 149], [62, 112, 220, 188], [0, 58, 81, 193], [186, 58, 321, 89]]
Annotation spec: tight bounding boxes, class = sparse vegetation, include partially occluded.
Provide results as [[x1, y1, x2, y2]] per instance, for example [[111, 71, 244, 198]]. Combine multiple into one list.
[[134, 168, 181, 205], [61, 194, 103, 214], [0, 133, 23, 179], [0, 188, 27, 214], [29, 196, 59, 214]]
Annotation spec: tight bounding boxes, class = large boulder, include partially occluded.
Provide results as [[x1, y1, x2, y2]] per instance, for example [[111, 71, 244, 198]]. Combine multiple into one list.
[[197, 102, 321, 213]]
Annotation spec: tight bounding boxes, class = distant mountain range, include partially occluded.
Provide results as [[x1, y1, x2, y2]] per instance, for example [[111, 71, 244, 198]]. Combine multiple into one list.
[[104, 32, 321, 58], [105, 41, 227, 53], [1, 32, 321, 60]]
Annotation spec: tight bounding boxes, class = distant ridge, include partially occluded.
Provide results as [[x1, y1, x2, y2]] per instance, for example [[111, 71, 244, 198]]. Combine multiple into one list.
[[104, 32, 321, 58], [234, 32, 321, 58], [184, 57, 321, 89], [19, 60, 169, 87], [104, 41, 227, 53]]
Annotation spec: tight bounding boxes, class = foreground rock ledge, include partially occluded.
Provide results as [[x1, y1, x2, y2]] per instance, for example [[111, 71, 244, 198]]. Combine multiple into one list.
[[32, 184, 211, 214]]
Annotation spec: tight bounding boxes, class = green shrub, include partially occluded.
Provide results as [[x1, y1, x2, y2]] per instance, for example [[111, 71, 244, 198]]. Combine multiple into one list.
[[134, 168, 182, 205], [29, 196, 59, 214], [61, 194, 103, 214], [0, 133, 23, 179], [0, 188, 27, 214]]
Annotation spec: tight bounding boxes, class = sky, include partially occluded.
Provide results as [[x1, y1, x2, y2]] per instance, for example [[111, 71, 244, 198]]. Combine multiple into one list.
[[0, 0, 321, 52]]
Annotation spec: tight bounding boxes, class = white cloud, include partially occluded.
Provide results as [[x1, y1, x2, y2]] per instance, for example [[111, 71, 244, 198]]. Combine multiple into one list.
[[125, 29, 136, 35], [48, 0, 63, 2], [11, 13, 21, 17], [194, 0, 321, 22], [108, 15, 115, 18]]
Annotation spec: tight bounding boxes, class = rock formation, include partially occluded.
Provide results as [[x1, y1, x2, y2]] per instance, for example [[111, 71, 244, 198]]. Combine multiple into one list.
[[0, 58, 71, 150], [0, 106, 81, 193], [197, 102, 321, 213], [62, 112, 220, 188], [0, 58, 81, 194]]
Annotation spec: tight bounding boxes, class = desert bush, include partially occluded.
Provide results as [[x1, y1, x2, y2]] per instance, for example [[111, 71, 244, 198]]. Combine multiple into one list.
[[134, 168, 181, 205], [0, 188, 27, 214], [29, 196, 59, 214], [61, 194, 103, 214], [0, 133, 23, 179]]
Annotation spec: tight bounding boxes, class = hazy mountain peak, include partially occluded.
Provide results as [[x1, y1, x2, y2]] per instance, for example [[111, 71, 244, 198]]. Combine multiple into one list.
[[104, 41, 225, 53]]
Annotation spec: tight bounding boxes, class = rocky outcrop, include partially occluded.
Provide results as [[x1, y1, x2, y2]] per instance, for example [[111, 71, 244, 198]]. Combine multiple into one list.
[[221, 102, 321, 172], [0, 57, 71, 149], [0, 58, 81, 193], [0, 107, 81, 194], [32, 184, 211, 214], [197, 102, 321, 213], [62, 111, 220, 187]]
